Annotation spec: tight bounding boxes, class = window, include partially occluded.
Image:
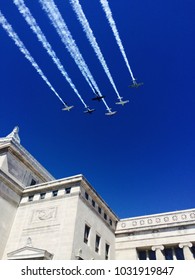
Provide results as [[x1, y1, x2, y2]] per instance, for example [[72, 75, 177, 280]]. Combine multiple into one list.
[[105, 243, 110, 260], [40, 192, 46, 199], [52, 190, 58, 197], [138, 250, 147, 260], [191, 245, 195, 258], [164, 248, 173, 260], [138, 249, 156, 260], [30, 179, 37, 186], [65, 187, 71, 194], [95, 234, 101, 253], [84, 224, 90, 244], [175, 247, 184, 260], [92, 200, 95, 207], [104, 213, 107, 220], [98, 207, 102, 214], [109, 219, 113, 226], [85, 192, 89, 200], [164, 247, 184, 260], [28, 195, 34, 202]]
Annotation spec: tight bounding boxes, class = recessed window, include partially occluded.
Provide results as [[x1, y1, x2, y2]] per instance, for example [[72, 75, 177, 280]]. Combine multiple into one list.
[[109, 219, 113, 226], [164, 248, 173, 260], [138, 250, 147, 260], [28, 195, 34, 202], [191, 245, 195, 259], [105, 243, 110, 260], [138, 249, 156, 260], [104, 213, 107, 220], [164, 247, 184, 260], [85, 192, 89, 200], [30, 179, 37, 186], [65, 187, 71, 194], [174, 247, 184, 260], [40, 192, 46, 199], [92, 200, 95, 207], [84, 224, 90, 244], [95, 234, 101, 253], [52, 190, 58, 197], [98, 207, 102, 214]]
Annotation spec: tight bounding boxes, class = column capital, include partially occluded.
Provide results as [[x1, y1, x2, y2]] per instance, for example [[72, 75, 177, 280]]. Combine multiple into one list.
[[179, 242, 193, 249], [151, 245, 164, 251]]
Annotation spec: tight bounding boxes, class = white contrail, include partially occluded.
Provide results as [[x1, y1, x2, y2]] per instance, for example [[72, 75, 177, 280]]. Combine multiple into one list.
[[69, 0, 122, 100], [99, 0, 136, 81], [39, 0, 95, 93], [13, 0, 88, 109], [39, 0, 112, 112], [0, 10, 66, 107]]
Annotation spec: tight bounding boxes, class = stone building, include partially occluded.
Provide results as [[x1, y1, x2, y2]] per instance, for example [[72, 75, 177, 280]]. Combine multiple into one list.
[[0, 127, 195, 260]]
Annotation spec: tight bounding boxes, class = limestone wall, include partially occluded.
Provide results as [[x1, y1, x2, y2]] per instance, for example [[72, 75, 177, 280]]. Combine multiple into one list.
[[72, 193, 115, 260], [0, 181, 20, 259], [2, 188, 80, 259]]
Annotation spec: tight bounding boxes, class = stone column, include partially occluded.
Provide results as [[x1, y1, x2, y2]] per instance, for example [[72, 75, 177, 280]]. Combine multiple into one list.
[[179, 242, 194, 260], [146, 250, 150, 260], [152, 245, 165, 260], [172, 248, 177, 260]]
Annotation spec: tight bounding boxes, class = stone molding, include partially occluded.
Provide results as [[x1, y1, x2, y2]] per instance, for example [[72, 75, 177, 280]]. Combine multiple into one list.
[[117, 209, 195, 232], [7, 246, 53, 260], [1, 138, 54, 182], [179, 242, 193, 249], [151, 245, 164, 251]]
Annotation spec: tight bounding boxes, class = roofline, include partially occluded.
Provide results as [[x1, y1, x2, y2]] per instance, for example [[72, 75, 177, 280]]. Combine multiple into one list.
[[0, 138, 55, 182], [23, 173, 119, 221], [120, 208, 195, 222]]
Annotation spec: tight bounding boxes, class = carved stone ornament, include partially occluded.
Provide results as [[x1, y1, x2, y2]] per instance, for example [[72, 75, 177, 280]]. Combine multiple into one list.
[[32, 207, 57, 223], [121, 222, 126, 228], [190, 212, 195, 219], [155, 218, 161, 223]]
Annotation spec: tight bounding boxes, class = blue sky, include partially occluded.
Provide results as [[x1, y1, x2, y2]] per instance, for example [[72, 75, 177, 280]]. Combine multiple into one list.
[[0, 0, 194, 218]]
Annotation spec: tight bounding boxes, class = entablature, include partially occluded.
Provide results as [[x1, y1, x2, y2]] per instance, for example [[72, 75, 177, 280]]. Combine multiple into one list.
[[116, 209, 195, 234]]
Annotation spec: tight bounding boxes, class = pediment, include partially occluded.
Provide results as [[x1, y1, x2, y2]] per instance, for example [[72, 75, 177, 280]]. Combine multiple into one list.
[[7, 246, 53, 260]]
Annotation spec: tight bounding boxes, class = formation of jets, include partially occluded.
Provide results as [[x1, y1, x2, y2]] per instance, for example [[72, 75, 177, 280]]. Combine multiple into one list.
[[62, 80, 143, 115]]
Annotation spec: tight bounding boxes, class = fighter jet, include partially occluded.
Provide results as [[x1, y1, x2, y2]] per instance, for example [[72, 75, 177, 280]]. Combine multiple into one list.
[[115, 97, 129, 106], [84, 107, 95, 114], [105, 108, 117, 116], [129, 79, 143, 88], [92, 95, 105, 101], [62, 104, 74, 111]]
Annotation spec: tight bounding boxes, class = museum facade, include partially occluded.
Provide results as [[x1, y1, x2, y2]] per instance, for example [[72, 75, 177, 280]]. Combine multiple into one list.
[[0, 128, 194, 260]]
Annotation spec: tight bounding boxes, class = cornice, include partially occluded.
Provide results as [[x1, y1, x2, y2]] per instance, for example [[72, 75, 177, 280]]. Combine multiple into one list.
[[116, 209, 195, 233], [0, 169, 24, 195], [1, 138, 55, 182]]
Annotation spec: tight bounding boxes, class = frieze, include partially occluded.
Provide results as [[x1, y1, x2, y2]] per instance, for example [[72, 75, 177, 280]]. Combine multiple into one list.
[[118, 210, 195, 230]]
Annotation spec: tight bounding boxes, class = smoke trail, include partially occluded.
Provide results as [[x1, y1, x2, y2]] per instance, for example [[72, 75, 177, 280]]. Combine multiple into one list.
[[39, 0, 112, 112], [69, 0, 122, 100], [39, 0, 96, 92], [0, 10, 66, 106], [13, 0, 87, 108], [99, 0, 136, 81]]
